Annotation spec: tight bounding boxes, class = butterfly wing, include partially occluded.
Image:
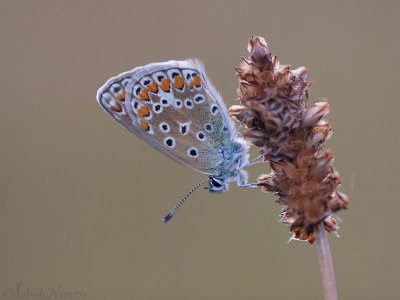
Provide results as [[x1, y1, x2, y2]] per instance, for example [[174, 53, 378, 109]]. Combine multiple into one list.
[[97, 59, 242, 176]]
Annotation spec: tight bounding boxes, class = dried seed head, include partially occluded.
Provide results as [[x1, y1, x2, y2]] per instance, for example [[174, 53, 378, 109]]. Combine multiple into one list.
[[303, 101, 330, 128], [232, 36, 349, 244]]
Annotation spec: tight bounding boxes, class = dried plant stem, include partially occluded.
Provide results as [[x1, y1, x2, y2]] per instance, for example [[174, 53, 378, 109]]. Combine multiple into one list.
[[315, 222, 338, 300], [230, 36, 349, 300]]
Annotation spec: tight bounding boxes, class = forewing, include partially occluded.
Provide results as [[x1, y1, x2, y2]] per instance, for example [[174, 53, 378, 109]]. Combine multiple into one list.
[[97, 59, 236, 175]]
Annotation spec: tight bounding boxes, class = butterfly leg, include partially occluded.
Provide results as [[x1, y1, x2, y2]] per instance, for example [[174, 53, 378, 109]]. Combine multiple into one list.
[[233, 123, 244, 137], [235, 153, 265, 188], [238, 181, 260, 188], [239, 154, 264, 170], [236, 158, 260, 189]]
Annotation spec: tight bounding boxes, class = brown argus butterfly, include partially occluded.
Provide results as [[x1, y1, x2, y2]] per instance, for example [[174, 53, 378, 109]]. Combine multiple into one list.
[[96, 59, 253, 221]]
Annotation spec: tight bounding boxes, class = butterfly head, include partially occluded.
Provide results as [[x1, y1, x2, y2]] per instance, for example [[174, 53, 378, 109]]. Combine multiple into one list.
[[207, 149, 248, 193]]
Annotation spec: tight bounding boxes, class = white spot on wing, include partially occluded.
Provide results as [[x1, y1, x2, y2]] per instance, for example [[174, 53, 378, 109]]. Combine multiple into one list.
[[174, 99, 183, 108], [210, 104, 219, 116], [184, 99, 193, 109], [204, 123, 213, 132], [159, 122, 170, 133], [153, 103, 163, 114], [164, 137, 176, 148], [187, 147, 199, 158], [178, 121, 191, 136], [196, 131, 206, 141], [194, 94, 205, 104]]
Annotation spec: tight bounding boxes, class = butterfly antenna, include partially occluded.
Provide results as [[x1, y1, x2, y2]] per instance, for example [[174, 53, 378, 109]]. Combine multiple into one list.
[[162, 179, 208, 223]]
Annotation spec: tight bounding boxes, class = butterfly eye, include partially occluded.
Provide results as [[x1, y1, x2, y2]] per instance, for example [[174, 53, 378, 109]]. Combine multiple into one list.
[[210, 177, 222, 188]]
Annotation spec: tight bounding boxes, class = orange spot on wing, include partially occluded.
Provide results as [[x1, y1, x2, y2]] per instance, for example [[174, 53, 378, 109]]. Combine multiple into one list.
[[189, 80, 194, 89], [159, 78, 170, 91], [110, 102, 122, 112], [117, 91, 126, 101], [193, 75, 201, 87], [146, 81, 158, 93], [139, 89, 149, 101], [173, 76, 184, 89], [137, 105, 150, 117], [140, 120, 149, 131]]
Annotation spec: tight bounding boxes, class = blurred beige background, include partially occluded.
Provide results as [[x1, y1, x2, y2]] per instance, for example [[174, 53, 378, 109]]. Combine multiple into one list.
[[1, 1, 399, 299]]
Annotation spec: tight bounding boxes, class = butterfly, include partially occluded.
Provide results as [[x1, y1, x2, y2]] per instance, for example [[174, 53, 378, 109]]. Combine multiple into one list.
[[96, 59, 255, 221]]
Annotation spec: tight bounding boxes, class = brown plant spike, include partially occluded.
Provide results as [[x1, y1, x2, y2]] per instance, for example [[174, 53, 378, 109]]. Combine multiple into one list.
[[229, 36, 349, 244]]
